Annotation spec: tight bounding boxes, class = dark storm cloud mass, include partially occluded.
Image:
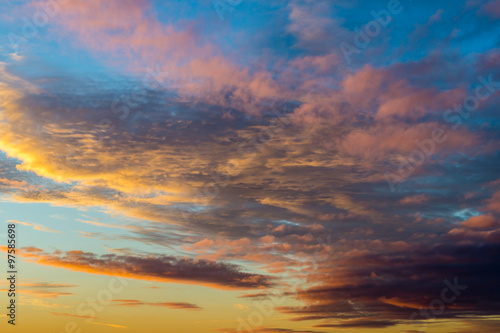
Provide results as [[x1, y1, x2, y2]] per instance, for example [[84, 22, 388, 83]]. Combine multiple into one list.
[[278, 242, 500, 326]]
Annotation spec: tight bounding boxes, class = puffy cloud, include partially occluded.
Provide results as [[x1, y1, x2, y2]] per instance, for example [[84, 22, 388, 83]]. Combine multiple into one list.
[[459, 214, 498, 230]]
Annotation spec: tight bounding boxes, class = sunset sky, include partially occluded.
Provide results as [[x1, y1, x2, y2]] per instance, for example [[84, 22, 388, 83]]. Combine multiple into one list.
[[0, 0, 500, 332]]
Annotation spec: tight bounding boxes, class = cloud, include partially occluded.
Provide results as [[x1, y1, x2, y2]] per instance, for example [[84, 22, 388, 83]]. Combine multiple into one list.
[[20, 283, 78, 288], [0, 281, 77, 299], [51, 312, 93, 319], [0, 288, 73, 299], [486, 189, 500, 213], [277, 242, 500, 324], [8, 220, 62, 234], [286, 0, 346, 54], [459, 214, 498, 230], [219, 327, 322, 333], [400, 194, 430, 205], [90, 322, 128, 329], [1, 2, 500, 332], [112, 299, 202, 310], [18, 247, 273, 290], [314, 320, 397, 328], [478, 0, 500, 18], [37, 0, 281, 112]]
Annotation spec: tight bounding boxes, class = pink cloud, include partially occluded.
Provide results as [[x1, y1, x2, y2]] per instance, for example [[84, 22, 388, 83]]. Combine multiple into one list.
[[337, 122, 481, 159], [448, 227, 500, 243], [289, 54, 341, 75], [42, 0, 281, 113], [486, 190, 500, 213], [479, 0, 500, 18], [399, 194, 429, 205], [342, 65, 465, 121]]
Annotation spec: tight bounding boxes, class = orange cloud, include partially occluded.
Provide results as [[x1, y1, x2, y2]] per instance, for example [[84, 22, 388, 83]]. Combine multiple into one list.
[[111, 299, 202, 310], [14, 246, 273, 290]]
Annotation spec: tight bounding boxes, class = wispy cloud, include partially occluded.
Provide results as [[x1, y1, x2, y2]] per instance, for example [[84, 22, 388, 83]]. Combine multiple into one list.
[[8, 220, 62, 234], [112, 299, 202, 310]]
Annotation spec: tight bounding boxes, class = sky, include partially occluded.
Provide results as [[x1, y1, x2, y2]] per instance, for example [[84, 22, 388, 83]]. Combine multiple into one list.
[[0, 0, 499, 332]]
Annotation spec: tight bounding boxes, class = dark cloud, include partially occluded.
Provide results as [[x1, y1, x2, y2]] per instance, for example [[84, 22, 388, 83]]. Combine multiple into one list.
[[278, 242, 500, 326], [22, 247, 273, 290], [314, 320, 398, 328]]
